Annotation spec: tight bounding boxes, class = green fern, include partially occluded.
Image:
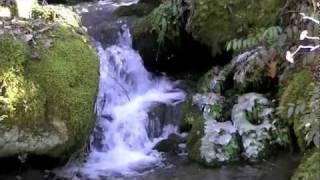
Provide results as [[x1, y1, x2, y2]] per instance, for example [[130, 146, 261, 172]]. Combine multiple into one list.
[[148, 0, 184, 45], [226, 26, 283, 52]]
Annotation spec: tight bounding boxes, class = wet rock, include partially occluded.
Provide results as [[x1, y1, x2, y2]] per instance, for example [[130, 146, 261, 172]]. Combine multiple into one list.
[[200, 120, 240, 166], [228, 47, 276, 92], [154, 133, 185, 154], [232, 93, 287, 161], [187, 92, 240, 166], [192, 93, 226, 122]]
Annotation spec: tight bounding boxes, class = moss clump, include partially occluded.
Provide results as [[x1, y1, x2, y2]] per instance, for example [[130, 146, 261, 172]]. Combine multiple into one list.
[[0, 35, 45, 127], [187, 0, 280, 54], [292, 149, 320, 180], [26, 26, 99, 154], [186, 112, 205, 162], [279, 70, 315, 150], [32, 5, 80, 28], [196, 68, 216, 93]]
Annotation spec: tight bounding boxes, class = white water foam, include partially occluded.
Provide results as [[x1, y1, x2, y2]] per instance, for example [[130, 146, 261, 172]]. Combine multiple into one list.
[[73, 24, 186, 179]]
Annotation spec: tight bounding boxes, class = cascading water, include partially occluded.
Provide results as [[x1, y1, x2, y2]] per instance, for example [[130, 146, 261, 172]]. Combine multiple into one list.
[[79, 24, 185, 178]]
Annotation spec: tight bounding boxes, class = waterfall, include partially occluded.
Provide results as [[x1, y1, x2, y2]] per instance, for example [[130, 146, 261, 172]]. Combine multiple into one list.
[[81, 24, 185, 178]]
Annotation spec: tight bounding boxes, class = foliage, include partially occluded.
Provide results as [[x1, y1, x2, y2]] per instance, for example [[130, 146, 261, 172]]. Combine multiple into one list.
[[226, 26, 283, 52], [292, 149, 320, 180], [278, 70, 317, 150], [208, 103, 223, 120], [245, 99, 266, 125], [187, 0, 280, 55], [134, 0, 184, 46]]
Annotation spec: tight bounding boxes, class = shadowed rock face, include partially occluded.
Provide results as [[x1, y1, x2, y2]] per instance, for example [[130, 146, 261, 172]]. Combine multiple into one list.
[[74, 0, 139, 48]]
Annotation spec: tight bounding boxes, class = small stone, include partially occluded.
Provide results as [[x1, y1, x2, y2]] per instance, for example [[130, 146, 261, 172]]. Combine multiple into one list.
[[23, 34, 33, 42]]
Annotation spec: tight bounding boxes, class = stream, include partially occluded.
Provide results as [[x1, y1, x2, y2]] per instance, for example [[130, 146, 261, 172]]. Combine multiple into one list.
[[0, 0, 301, 180]]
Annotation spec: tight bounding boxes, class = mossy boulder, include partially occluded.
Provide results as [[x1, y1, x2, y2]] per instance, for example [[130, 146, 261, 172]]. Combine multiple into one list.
[[292, 149, 320, 180], [186, 93, 240, 166], [232, 93, 289, 161], [0, 23, 98, 159], [199, 120, 240, 167], [186, 0, 280, 55], [227, 47, 276, 92], [192, 93, 226, 122], [197, 67, 227, 94], [279, 69, 319, 151]]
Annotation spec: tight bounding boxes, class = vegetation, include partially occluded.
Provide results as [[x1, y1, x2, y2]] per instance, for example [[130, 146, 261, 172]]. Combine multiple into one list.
[[0, 3, 98, 158], [134, 0, 185, 46], [292, 149, 320, 180], [278, 70, 316, 150], [187, 0, 280, 55], [226, 26, 283, 53]]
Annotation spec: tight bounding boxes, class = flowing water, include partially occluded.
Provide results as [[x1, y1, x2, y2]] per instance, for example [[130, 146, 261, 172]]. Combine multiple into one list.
[[0, 1, 302, 180], [66, 24, 186, 179]]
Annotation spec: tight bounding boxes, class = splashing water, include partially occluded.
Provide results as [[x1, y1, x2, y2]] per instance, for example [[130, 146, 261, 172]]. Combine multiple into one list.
[[77, 24, 185, 178]]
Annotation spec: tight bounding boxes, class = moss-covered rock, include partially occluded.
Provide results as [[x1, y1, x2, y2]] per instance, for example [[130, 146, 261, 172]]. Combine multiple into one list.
[[232, 93, 289, 161], [186, 92, 240, 166], [196, 67, 227, 94], [292, 149, 320, 180], [192, 93, 226, 122], [0, 10, 98, 159], [186, 0, 280, 55], [279, 70, 317, 151], [227, 47, 276, 92], [200, 120, 240, 167]]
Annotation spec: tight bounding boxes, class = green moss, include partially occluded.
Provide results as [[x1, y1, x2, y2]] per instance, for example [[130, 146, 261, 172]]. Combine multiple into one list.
[[32, 5, 80, 28], [197, 68, 216, 93], [0, 35, 45, 127], [187, 0, 280, 54], [25, 26, 99, 154], [279, 70, 315, 151], [224, 140, 240, 162], [208, 103, 223, 120], [187, 113, 205, 162], [292, 149, 320, 180]]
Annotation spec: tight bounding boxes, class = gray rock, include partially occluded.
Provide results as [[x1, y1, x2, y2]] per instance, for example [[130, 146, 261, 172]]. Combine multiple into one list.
[[232, 93, 275, 161], [193, 93, 225, 121], [200, 120, 240, 166]]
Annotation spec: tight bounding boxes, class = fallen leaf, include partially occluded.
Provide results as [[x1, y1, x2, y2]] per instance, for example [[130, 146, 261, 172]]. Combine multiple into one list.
[[267, 61, 277, 78]]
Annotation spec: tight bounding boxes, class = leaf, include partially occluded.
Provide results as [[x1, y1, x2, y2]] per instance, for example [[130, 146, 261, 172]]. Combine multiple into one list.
[[287, 106, 295, 118], [226, 41, 232, 51], [267, 61, 277, 78]]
